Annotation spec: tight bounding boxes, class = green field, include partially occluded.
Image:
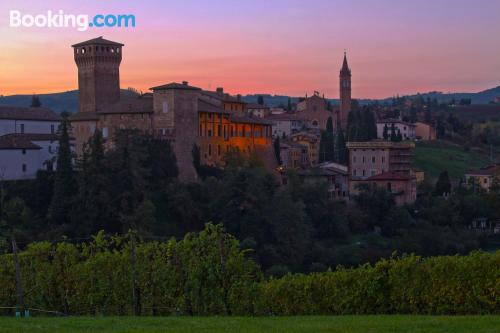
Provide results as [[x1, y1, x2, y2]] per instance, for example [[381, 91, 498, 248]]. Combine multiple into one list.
[[0, 316, 498, 333], [413, 140, 492, 181]]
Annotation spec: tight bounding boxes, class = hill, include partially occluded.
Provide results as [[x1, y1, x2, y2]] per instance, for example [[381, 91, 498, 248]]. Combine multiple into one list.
[[1, 86, 498, 113], [412, 140, 492, 182], [0, 90, 137, 114]]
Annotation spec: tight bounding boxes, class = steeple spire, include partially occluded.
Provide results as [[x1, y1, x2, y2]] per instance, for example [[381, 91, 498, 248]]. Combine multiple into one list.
[[341, 50, 350, 74]]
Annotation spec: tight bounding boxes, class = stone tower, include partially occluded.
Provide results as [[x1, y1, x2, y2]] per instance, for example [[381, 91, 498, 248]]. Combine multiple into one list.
[[72, 37, 123, 113], [339, 51, 351, 129]]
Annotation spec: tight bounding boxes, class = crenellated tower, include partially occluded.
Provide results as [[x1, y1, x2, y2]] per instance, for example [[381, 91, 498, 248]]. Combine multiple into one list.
[[72, 37, 123, 113]]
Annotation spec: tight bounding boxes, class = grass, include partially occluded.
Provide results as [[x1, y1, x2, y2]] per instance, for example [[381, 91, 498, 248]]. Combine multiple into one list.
[[413, 140, 491, 181], [0, 316, 499, 333]]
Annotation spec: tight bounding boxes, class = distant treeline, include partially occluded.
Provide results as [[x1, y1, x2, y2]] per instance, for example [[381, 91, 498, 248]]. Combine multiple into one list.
[[0, 224, 498, 316]]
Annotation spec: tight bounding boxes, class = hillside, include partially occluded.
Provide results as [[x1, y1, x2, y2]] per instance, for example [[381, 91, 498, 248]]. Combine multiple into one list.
[[1, 85, 498, 113], [412, 140, 492, 182], [0, 90, 137, 114]]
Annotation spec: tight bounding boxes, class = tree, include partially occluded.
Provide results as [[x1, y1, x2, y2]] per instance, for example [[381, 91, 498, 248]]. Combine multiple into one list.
[[435, 171, 452, 196], [273, 137, 282, 165], [334, 121, 347, 165], [71, 130, 112, 235], [30, 95, 41, 108], [396, 129, 403, 142], [383, 124, 389, 140], [390, 123, 397, 142], [47, 115, 76, 229], [287, 98, 292, 111], [257, 95, 264, 105]]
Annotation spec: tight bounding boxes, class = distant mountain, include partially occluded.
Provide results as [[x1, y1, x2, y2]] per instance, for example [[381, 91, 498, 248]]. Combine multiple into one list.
[[1, 86, 498, 113], [388, 86, 500, 105], [0, 90, 137, 114]]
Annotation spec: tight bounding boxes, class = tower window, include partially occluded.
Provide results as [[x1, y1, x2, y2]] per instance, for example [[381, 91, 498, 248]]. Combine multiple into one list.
[[22, 164, 27, 172]]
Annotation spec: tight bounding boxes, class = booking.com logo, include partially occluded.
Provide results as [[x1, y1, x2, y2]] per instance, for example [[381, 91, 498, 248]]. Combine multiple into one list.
[[9, 10, 135, 31]]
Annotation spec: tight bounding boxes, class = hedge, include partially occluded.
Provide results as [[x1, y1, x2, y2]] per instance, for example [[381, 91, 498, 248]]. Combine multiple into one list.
[[0, 225, 498, 315]]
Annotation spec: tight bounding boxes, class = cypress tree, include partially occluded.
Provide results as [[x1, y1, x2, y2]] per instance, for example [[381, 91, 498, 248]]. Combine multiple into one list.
[[334, 121, 347, 165], [390, 123, 397, 142], [435, 171, 452, 196], [30, 95, 41, 108], [273, 137, 282, 165], [48, 115, 75, 228], [383, 124, 389, 140]]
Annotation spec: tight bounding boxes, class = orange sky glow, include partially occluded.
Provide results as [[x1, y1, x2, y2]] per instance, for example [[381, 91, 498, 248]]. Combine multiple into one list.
[[0, 0, 499, 99]]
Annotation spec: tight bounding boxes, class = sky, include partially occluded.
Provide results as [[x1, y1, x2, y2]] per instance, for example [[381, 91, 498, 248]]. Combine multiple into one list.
[[0, 0, 499, 99]]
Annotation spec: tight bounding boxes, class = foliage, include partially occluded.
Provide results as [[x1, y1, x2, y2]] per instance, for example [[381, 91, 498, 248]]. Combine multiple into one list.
[[0, 231, 497, 316]]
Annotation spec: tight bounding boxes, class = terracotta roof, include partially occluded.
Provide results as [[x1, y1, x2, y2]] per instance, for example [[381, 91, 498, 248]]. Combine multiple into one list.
[[69, 112, 99, 121], [0, 134, 42, 150], [247, 103, 269, 109], [98, 97, 153, 114], [150, 82, 201, 91], [72, 36, 124, 47], [198, 100, 230, 114], [466, 164, 500, 176], [377, 118, 416, 127], [265, 113, 307, 121], [229, 115, 274, 125], [0, 106, 60, 121], [367, 171, 412, 181]]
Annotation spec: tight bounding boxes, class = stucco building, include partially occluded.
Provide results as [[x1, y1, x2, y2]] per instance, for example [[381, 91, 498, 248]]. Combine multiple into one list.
[[376, 119, 416, 140], [347, 141, 417, 205], [0, 106, 62, 180], [415, 122, 437, 140], [465, 164, 500, 192]]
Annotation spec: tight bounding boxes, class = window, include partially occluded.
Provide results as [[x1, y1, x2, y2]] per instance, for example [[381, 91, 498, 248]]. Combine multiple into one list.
[[353, 156, 357, 163], [217, 125, 222, 137], [22, 164, 27, 172], [20, 124, 25, 133], [387, 182, 392, 192], [353, 169, 357, 176], [372, 156, 376, 163], [382, 156, 385, 163], [217, 145, 221, 156], [362, 170, 366, 176], [51, 124, 55, 134], [162, 102, 169, 113], [208, 144, 212, 156], [22, 149, 26, 155]]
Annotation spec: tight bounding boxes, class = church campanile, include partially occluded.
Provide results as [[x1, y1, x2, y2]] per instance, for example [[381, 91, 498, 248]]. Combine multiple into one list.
[[339, 51, 351, 129]]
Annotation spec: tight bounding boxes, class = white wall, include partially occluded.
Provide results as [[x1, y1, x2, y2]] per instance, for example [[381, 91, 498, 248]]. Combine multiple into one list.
[[0, 119, 59, 136], [0, 149, 43, 180], [376, 122, 416, 140]]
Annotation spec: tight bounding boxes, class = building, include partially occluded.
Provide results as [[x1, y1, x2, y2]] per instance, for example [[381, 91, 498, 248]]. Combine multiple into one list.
[[291, 131, 320, 166], [415, 122, 437, 140], [279, 140, 309, 169], [246, 103, 270, 118], [295, 92, 333, 130], [339, 52, 352, 130], [266, 113, 306, 138], [0, 106, 62, 180], [296, 162, 349, 200], [376, 119, 416, 140], [465, 164, 500, 192], [69, 37, 276, 181], [347, 141, 417, 205]]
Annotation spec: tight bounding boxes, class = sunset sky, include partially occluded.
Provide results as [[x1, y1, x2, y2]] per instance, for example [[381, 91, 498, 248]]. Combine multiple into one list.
[[0, 0, 499, 99]]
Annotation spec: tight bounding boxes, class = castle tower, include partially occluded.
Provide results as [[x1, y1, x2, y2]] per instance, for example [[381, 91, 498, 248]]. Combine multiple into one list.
[[72, 37, 123, 113], [339, 51, 351, 129]]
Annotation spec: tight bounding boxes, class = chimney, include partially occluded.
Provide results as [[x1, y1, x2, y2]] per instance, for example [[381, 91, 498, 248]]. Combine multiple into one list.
[[182, 81, 188, 85]]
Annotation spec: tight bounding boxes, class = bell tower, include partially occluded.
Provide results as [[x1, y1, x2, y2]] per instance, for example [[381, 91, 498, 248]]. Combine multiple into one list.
[[72, 37, 123, 113], [339, 51, 351, 129]]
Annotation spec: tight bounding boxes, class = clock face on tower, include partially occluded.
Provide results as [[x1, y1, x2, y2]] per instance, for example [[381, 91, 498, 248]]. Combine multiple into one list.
[[343, 80, 349, 88]]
